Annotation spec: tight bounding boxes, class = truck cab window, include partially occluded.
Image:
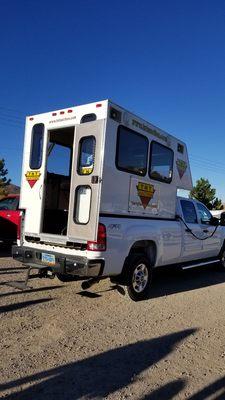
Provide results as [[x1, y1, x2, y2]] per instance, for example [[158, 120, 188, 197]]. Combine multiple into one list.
[[181, 200, 198, 224], [149, 142, 173, 183], [197, 203, 212, 224], [116, 126, 148, 176], [78, 136, 96, 175], [30, 123, 44, 169]]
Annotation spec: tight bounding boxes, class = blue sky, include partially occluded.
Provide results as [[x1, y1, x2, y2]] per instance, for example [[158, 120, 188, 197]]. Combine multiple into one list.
[[1, 0, 225, 199]]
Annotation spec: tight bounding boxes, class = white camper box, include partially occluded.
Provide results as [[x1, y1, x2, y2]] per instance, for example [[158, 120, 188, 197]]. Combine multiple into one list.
[[12, 100, 225, 300]]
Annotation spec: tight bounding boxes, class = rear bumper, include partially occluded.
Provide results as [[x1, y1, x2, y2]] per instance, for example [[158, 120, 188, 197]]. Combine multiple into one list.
[[12, 245, 104, 278]]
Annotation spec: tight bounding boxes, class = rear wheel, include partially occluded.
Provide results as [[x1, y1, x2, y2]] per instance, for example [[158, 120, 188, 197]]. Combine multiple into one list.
[[124, 254, 153, 301], [218, 247, 225, 271]]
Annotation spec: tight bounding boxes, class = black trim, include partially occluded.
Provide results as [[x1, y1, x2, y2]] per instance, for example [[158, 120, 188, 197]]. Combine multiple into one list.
[[115, 125, 149, 177], [100, 213, 176, 221], [30, 123, 45, 170], [77, 135, 96, 176], [149, 140, 174, 184], [12, 245, 105, 278]]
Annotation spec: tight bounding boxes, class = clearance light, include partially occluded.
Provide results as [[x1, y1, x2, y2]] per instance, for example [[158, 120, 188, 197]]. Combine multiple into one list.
[[96, 103, 102, 108], [29, 117, 34, 121], [68, 109, 73, 113], [52, 112, 57, 116], [60, 111, 65, 115]]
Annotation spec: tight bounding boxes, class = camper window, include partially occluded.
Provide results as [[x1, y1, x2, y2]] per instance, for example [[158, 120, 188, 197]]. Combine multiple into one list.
[[78, 136, 96, 175], [149, 141, 173, 183], [116, 126, 148, 176], [30, 123, 44, 169], [80, 114, 97, 123]]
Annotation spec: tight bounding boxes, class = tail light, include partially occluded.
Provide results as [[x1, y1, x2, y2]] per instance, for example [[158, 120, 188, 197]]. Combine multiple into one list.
[[87, 223, 106, 251]]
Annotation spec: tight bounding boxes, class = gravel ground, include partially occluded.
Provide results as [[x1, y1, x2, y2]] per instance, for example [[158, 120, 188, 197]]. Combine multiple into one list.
[[1, 249, 225, 399]]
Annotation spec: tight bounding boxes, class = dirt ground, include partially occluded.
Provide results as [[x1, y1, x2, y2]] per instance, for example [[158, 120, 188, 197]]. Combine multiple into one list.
[[1, 249, 225, 399]]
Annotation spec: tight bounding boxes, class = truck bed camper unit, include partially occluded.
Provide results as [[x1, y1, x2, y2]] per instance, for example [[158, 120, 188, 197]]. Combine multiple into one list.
[[12, 100, 225, 301]]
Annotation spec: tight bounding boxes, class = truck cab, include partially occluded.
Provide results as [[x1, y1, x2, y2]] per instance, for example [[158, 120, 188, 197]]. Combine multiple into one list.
[[177, 197, 223, 262]]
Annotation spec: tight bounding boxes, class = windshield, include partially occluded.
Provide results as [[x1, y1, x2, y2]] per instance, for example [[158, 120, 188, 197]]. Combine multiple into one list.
[[0, 197, 19, 211]]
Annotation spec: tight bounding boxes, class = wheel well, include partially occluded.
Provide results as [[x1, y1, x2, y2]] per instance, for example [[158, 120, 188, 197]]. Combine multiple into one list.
[[128, 240, 157, 267]]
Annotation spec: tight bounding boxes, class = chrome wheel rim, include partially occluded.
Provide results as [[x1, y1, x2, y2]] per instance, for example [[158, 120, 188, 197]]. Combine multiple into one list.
[[132, 263, 149, 293]]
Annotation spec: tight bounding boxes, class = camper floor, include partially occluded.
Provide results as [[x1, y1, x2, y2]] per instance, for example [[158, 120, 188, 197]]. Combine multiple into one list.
[[1, 251, 225, 399]]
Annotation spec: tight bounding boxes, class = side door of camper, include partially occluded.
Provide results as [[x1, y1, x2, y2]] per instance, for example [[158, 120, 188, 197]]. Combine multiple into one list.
[[67, 119, 105, 242]]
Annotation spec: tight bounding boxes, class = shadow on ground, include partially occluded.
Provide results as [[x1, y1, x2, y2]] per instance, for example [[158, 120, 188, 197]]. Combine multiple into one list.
[[76, 264, 225, 301], [0, 298, 53, 314], [142, 375, 225, 400], [0, 329, 195, 399], [149, 263, 225, 299], [0, 285, 63, 299]]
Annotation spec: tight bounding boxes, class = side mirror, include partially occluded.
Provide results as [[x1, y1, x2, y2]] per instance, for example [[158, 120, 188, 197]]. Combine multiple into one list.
[[210, 216, 219, 226], [220, 212, 225, 226]]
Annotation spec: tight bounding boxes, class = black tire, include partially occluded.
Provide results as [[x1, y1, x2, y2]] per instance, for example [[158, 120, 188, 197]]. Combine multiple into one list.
[[124, 254, 153, 301], [218, 247, 225, 271]]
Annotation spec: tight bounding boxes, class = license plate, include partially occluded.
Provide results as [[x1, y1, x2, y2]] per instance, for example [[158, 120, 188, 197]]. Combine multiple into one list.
[[41, 253, 55, 266]]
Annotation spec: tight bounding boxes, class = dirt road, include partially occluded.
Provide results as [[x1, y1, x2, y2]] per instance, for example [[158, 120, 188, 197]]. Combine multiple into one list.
[[1, 250, 225, 399]]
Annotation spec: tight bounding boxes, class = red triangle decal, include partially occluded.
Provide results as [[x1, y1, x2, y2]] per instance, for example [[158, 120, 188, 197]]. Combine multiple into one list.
[[139, 196, 151, 209], [28, 179, 37, 188]]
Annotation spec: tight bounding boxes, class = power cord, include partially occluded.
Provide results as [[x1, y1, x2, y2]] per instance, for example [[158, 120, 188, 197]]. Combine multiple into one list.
[[176, 215, 219, 241]]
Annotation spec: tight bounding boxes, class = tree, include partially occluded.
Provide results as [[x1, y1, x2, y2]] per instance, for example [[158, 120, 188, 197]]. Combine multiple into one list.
[[0, 159, 11, 197], [190, 178, 223, 210], [212, 197, 224, 210]]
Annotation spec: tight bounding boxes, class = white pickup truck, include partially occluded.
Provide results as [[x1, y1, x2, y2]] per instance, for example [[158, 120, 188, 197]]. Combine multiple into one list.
[[12, 100, 225, 300]]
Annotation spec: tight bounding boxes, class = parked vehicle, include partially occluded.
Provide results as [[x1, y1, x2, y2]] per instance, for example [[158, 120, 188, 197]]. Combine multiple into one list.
[[0, 194, 20, 244], [12, 100, 225, 300]]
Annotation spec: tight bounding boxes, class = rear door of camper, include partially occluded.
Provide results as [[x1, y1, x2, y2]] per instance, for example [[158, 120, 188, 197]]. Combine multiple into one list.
[[20, 122, 47, 235], [67, 119, 105, 241]]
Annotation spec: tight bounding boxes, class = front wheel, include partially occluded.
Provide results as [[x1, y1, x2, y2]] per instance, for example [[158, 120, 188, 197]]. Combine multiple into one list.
[[125, 255, 153, 301], [218, 248, 225, 271]]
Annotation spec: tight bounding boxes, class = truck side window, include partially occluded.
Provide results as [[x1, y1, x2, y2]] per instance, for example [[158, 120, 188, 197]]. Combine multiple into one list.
[[78, 136, 96, 175], [197, 203, 212, 224], [30, 123, 44, 169], [149, 141, 173, 183], [116, 126, 148, 176], [180, 200, 198, 224]]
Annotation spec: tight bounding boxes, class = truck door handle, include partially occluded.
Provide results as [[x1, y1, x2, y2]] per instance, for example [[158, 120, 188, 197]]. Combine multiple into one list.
[[203, 229, 209, 233]]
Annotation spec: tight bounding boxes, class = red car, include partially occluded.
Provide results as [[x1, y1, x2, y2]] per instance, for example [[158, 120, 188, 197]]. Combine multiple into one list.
[[0, 194, 20, 244]]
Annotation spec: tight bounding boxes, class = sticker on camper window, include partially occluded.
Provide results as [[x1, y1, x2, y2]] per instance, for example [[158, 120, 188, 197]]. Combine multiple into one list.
[[176, 159, 187, 179], [25, 170, 41, 188], [136, 182, 155, 209], [81, 166, 93, 175]]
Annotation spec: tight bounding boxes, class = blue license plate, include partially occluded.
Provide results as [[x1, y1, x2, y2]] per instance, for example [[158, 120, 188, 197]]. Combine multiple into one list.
[[41, 253, 55, 266]]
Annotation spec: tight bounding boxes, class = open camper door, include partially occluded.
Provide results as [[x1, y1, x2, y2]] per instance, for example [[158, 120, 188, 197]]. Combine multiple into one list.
[[67, 120, 105, 242]]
